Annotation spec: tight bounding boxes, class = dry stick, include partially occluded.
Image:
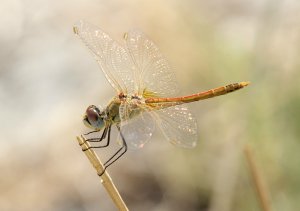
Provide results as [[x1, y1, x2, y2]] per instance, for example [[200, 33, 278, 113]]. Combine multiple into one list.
[[244, 144, 271, 211], [76, 135, 129, 211]]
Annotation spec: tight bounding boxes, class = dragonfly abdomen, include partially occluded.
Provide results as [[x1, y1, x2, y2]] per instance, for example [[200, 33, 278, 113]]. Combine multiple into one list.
[[145, 81, 250, 105]]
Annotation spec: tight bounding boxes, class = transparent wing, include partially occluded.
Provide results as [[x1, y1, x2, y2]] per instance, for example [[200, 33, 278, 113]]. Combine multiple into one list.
[[125, 29, 179, 97], [154, 104, 198, 148], [119, 102, 156, 149], [74, 20, 135, 94]]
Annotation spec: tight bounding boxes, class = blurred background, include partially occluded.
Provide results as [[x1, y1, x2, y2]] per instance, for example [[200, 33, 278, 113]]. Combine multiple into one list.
[[0, 0, 299, 210]]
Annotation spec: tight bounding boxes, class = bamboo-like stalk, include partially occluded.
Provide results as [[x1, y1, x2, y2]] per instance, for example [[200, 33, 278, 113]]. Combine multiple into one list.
[[76, 135, 129, 211], [244, 144, 271, 211]]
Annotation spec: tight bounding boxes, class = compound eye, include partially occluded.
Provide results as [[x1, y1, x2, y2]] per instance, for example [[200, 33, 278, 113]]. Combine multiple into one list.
[[84, 105, 104, 130], [86, 105, 100, 123]]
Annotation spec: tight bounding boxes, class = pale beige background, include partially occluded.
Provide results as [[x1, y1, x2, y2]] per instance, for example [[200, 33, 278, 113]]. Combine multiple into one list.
[[0, 0, 299, 210]]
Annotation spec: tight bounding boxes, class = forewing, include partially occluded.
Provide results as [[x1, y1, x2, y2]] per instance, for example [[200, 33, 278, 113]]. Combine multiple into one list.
[[74, 20, 135, 94], [154, 104, 198, 148], [125, 30, 179, 97], [119, 103, 156, 149]]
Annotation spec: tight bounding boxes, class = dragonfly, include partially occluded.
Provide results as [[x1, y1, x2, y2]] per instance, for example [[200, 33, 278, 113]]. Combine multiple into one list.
[[73, 20, 249, 175]]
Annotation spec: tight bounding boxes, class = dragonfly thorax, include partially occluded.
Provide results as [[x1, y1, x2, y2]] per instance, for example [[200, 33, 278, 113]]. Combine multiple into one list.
[[118, 92, 143, 101]]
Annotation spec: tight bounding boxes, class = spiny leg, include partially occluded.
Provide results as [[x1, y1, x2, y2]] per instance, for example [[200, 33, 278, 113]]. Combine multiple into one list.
[[86, 125, 111, 149], [98, 125, 128, 176], [84, 127, 108, 142], [82, 126, 111, 151], [83, 130, 100, 136], [80, 127, 108, 147], [103, 130, 127, 168]]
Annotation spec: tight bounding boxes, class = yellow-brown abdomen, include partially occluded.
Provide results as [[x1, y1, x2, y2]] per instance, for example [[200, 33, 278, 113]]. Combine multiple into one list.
[[145, 81, 250, 105]]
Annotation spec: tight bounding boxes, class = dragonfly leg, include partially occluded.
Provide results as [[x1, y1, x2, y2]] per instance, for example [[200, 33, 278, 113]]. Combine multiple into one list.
[[98, 125, 128, 176], [80, 127, 107, 146], [83, 130, 100, 136], [82, 126, 110, 150]]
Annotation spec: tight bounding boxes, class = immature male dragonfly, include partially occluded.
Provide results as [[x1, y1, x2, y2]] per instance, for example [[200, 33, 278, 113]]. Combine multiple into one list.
[[73, 20, 249, 175]]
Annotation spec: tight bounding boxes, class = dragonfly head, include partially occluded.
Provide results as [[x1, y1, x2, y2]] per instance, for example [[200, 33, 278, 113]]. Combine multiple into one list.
[[83, 105, 106, 130]]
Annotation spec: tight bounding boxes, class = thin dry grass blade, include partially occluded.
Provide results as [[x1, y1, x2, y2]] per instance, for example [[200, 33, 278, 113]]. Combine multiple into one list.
[[76, 135, 129, 211], [244, 144, 272, 211]]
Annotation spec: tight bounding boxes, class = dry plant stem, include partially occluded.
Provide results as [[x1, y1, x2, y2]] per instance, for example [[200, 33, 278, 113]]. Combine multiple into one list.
[[244, 144, 271, 211], [76, 135, 129, 211]]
